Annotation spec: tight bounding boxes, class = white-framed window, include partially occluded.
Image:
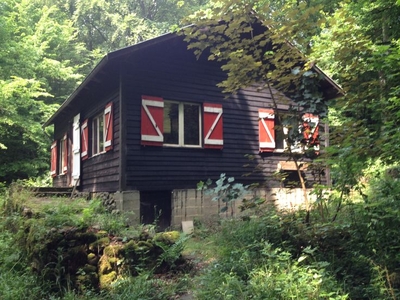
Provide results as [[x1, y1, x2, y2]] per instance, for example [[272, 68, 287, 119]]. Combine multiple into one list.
[[275, 113, 302, 152], [163, 101, 201, 147], [259, 109, 319, 154], [92, 113, 104, 155]]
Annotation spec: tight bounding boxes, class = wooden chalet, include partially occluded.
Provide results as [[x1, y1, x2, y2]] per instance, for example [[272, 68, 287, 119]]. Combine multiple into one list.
[[44, 28, 341, 228]]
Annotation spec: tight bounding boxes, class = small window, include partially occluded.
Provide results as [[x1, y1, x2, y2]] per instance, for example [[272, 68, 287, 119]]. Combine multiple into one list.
[[280, 170, 309, 188], [92, 113, 104, 155], [58, 135, 67, 175], [275, 113, 302, 152], [50, 141, 57, 177], [163, 101, 201, 146]]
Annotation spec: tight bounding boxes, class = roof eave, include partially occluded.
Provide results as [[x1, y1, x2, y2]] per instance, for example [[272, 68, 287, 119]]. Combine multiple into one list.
[[43, 55, 109, 127], [43, 32, 179, 128], [312, 64, 343, 99]]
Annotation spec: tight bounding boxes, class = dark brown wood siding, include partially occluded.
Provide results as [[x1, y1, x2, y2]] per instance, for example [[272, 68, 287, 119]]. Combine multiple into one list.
[[121, 37, 294, 191], [52, 117, 71, 187], [80, 94, 120, 192], [52, 93, 120, 191]]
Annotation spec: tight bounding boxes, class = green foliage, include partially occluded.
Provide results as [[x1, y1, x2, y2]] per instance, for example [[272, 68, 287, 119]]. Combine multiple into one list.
[[0, 0, 209, 184], [247, 246, 346, 300], [0, 185, 190, 299], [195, 218, 348, 299], [198, 173, 261, 213], [0, 269, 46, 300], [2, 174, 400, 298], [0, 0, 88, 183], [64, 0, 208, 53], [184, 1, 332, 213], [0, 77, 56, 183], [94, 210, 133, 236], [182, 0, 330, 114], [358, 165, 400, 268], [155, 232, 188, 268], [0, 195, 47, 299], [313, 0, 400, 164], [192, 163, 400, 299], [108, 272, 182, 300], [197, 173, 265, 212]]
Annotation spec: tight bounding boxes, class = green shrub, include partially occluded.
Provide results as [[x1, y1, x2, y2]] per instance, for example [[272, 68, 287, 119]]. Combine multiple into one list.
[[195, 242, 347, 300], [247, 245, 347, 300], [0, 270, 46, 300]]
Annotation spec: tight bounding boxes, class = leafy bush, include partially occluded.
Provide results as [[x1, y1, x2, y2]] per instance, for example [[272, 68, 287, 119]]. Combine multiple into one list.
[[195, 240, 347, 299], [0, 186, 190, 299], [0, 206, 46, 299], [0, 270, 45, 300], [193, 212, 348, 299]]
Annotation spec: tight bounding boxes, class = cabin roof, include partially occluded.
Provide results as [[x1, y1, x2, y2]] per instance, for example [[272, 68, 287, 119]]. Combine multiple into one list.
[[43, 32, 178, 127], [44, 27, 342, 127]]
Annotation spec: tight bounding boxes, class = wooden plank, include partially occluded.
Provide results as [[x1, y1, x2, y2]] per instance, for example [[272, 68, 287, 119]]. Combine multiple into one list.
[[278, 161, 309, 171]]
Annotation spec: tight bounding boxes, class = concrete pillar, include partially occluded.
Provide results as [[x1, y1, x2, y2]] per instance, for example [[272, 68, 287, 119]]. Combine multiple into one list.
[[114, 190, 140, 225]]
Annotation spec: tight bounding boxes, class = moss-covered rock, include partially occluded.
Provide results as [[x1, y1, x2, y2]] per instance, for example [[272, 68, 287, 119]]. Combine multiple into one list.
[[108, 256, 119, 267], [98, 256, 113, 275], [76, 271, 99, 293], [66, 245, 88, 273], [124, 240, 139, 252], [137, 240, 154, 250], [89, 236, 110, 252], [87, 252, 99, 265], [96, 230, 109, 238], [99, 271, 117, 289], [153, 231, 180, 245], [82, 263, 97, 273], [104, 244, 123, 257], [74, 232, 98, 244], [18, 209, 185, 295]]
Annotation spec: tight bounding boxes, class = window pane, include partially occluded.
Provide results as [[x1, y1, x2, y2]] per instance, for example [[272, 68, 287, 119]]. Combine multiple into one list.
[[93, 118, 98, 154], [164, 102, 179, 144], [275, 114, 299, 149], [275, 126, 285, 149], [58, 140, 64, 174], [99, 115, 104, 151], [183, 104, 200, 145]]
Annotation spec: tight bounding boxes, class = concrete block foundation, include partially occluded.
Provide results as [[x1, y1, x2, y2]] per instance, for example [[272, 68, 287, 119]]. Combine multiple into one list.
[[114, 188, 314, 228], [114, 191, 140, 224]]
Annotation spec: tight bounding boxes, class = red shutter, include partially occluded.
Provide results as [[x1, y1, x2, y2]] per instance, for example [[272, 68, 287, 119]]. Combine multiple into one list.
[[259, 109, 275, 152], [141, 95, 164, 146], [203, 103, 223, 149], [303, 113, 319, 146], [50, 141, 57, 177], [104, 102, 113, 152], [81, 119, 89, 160], [62, 134, 68, 174]]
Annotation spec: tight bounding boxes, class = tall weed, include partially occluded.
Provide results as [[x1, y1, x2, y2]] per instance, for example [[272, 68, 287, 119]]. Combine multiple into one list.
[[195, 212, 348, 299]]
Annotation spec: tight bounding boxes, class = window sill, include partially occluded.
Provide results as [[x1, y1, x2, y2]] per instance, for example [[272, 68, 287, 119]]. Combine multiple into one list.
[[273, 148, 304, 154], [163, 144, 202, 149], [273, 149, 285, 153], [90, 151, 106, 159]]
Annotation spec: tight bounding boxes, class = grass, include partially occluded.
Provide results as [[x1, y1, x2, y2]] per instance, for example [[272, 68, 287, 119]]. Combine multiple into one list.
[[25, 196, 91, 214], [2, 168, 400, 299], [183, 237, 219, 260]]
